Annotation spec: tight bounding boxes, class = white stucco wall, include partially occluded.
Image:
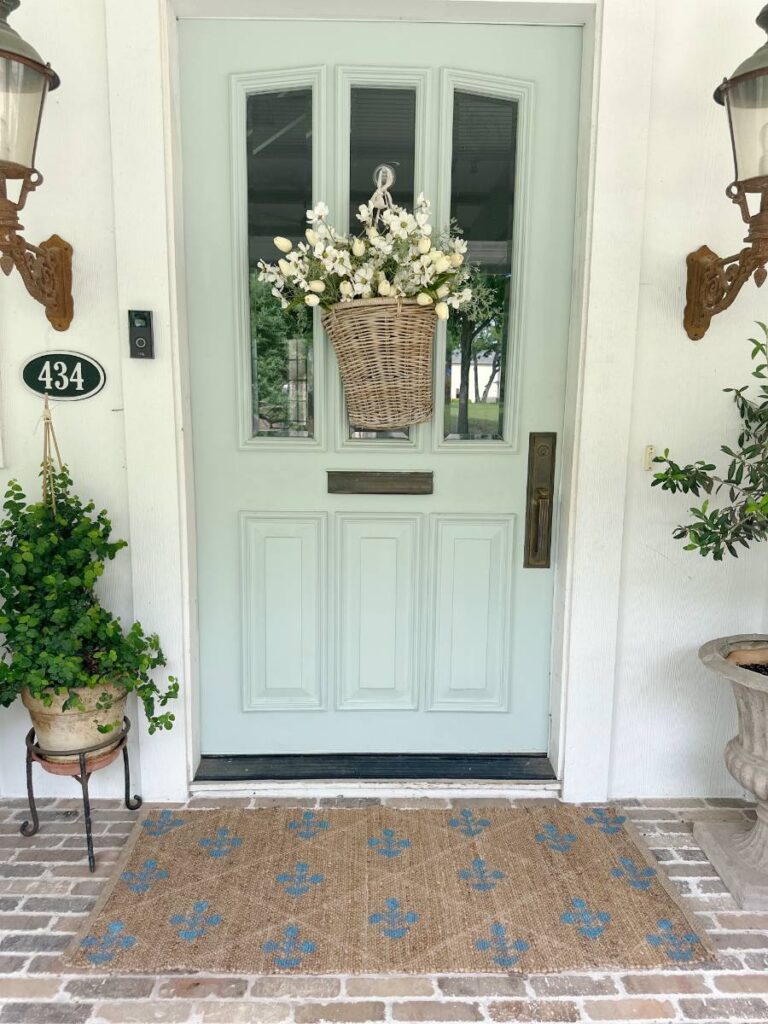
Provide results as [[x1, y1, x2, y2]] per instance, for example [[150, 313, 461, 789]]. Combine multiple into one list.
[[0, 0, 139, 798], [608, 0, 768, 798], [0, 0, 766, 800]]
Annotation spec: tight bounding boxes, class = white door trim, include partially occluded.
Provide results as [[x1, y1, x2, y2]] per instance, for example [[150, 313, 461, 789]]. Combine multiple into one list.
[[105, 0, 653, 802]]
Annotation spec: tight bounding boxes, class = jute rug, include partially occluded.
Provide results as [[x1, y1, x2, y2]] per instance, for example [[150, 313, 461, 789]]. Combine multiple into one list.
[[65, 805, 716, 974]]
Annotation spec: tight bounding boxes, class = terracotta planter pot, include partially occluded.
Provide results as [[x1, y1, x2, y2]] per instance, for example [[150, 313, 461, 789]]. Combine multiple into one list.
[[697, 634, 768, 908], [21, 683, 128, 763]]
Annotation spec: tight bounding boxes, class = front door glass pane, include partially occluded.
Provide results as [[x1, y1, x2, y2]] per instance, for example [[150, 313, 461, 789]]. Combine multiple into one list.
[[444, 90, 517, 441], [247, 88, 314, 438], [348, 86, 416, 442]]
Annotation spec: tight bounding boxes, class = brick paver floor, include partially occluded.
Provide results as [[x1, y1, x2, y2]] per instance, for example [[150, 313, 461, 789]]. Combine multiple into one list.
[[0, 796, 765, 1023]]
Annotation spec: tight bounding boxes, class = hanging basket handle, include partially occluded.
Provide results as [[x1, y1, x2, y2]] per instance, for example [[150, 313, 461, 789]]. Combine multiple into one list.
[[369, 164, 396, 226]]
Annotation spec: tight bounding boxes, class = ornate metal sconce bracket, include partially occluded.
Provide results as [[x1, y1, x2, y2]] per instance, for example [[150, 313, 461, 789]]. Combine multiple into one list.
[[684, 183, 768, 341], [0, 166, 73, 331]]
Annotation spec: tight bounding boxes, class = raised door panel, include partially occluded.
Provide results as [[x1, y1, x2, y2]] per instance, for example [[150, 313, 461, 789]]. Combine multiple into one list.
[[336, 515, 421, 710], [428, 515, 515, 711], [241, 513, 326, 710]]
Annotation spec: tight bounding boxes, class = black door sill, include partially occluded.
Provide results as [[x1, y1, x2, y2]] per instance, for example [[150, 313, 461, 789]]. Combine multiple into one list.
[[194, 753, 556, 783]]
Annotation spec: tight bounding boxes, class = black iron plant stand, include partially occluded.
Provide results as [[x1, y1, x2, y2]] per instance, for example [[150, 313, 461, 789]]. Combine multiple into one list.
[[21, 717, 142, 871]]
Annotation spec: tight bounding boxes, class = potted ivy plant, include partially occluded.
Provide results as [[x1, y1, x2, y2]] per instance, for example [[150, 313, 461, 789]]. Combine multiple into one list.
[[0, 460, 178, 762], [652, 322, 768, 906]]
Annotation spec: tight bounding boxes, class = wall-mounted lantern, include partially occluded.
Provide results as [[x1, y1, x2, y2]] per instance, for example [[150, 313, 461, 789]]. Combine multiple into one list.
[[0, 0, 72, 331], [685, 6, 768, 340]]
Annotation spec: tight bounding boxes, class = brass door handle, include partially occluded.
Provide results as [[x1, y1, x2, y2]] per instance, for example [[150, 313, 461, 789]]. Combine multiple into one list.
[[524, 433, 556, 568], [534, 488, 552, 563]]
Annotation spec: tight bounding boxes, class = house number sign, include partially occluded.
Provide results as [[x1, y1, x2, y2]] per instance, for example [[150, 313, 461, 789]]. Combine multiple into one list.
[[21, 352, 106, 401]]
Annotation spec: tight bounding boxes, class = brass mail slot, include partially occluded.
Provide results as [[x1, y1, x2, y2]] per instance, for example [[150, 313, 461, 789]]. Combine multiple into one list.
[[327, 471, 433, 495]]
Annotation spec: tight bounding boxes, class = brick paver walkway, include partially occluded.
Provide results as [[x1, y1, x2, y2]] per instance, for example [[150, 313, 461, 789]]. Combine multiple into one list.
[[0, 796, 765, 1023]]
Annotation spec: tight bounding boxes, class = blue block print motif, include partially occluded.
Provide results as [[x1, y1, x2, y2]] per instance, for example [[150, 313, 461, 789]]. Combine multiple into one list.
[[263, 924, 316, 969], [198, 827, 242, 859], [288, 811, 330, 841], [535, 823, 576, 853], [561, 898, 611, 940], [646, 918, 701, 962], [121, 859, 168, 894], [583, 807, 626, 834], [458, 858, 505, 892], [611, 856, 657, 891], [449, 808, 491, 837], [141, 809, 185, 837], [276, 862, 324, 897], [80, 922, 136, 965], [475, 923, 529, 968], [368, 828, 411, 859], [369, 898, 419, 940], [170, 900, 222, 942]]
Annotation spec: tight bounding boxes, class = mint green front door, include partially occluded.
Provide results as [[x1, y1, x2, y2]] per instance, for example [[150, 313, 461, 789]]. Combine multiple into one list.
[[179, 19, 582, 756]]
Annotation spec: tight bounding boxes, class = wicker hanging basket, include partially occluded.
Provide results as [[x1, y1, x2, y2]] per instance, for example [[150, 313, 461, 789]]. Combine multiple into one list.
[[321, 297, 437, 430]]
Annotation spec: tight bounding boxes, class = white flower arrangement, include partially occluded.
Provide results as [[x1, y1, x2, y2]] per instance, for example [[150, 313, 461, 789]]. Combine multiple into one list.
[[257, 194, 472, 321]]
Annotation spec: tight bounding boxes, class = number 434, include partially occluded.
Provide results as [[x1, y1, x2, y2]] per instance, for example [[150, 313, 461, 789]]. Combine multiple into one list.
[[37, 360, 84, 392]]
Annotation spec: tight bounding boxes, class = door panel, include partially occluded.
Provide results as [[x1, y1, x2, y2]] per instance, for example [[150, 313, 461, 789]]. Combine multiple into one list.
[[179, 19, 582, 756]]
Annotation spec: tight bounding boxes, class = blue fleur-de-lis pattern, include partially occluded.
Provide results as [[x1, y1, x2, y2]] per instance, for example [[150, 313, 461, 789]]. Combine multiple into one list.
[[475, 923, 529, 968], [369, 897, 420, 940], [170, 900, 222, 942], [368, 827, 411, 859], [449, 808, 491, 837], [288, 811, 330, 841], [73, 806, 710, 973], [561, 898, 611, 940], [263, 924, 316, 969], [198, 827, 242, 859], [458, 858, 505, 892], [141, 809, 185, 838], [276, 862, 324, 897], [646, 918, 702, 962], [80, 921, 136, 965], [611, 856, 657, 891], [121, 859, 169, 894], [584, 807, 627, 834], [535, 822, 577, 853]]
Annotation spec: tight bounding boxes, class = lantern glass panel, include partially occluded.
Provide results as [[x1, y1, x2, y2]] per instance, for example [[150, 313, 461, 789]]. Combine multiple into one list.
[[0, 57, 47, 170], [727, 72, 768, 186]]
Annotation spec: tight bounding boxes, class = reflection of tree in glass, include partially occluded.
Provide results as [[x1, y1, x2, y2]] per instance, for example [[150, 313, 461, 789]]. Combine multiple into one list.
[[249, 275, 313, 436], [446, 269, 509, 438]]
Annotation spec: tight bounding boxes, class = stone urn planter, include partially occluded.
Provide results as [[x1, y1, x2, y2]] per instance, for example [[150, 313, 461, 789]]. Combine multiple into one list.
[[697, 634, 768, 908], [21, 683, 128, 763]]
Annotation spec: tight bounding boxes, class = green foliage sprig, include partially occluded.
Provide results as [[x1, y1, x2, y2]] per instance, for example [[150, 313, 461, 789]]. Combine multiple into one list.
[[0, 466, 178, 733], [652, 323, 768, 560]]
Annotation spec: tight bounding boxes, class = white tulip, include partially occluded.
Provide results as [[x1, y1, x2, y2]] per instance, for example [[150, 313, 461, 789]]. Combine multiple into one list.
[[416, 292, 433, 306], [430, 249, 444, 263], [308, 280, 326, 293], [435, 257, 451, 274], [378, 278, 392, 296], [273, 236, 292, 253], [417, 237, 431, 255], [435, 302, 450, 320], [305, 293, 320, 306], [450, 252, 464, 267], [278, 259, 292, 276], [352, 238, 366, 258], [339, 280, 354, 297], [305, 229, 319, 247], [436, 284, 450, 298]]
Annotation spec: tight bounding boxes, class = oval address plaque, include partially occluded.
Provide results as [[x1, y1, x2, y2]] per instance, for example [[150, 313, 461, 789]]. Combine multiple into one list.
[[22, 352, 106, 402]]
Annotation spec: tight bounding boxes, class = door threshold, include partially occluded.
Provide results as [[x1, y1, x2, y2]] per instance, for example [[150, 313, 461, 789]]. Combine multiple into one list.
[[189, 778, 561, 800], [192, 754, 558, 797]]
